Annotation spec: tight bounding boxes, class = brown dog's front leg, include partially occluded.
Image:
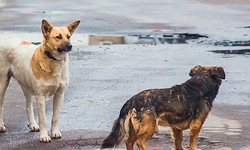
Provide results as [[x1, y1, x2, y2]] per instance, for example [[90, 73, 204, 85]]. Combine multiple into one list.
[[189, 113, 209, 150], [126, 134, 137, 150], [170, 128, 186, 150]]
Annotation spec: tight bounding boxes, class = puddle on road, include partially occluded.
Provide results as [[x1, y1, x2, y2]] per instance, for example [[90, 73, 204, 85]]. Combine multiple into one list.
[[209, 49, 250, 55], [239, 146, 250, 150], [28, 32, 250, 56]]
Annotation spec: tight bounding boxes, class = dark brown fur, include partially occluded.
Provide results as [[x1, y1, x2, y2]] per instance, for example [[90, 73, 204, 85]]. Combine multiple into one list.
[[101, 65, 226, 150]]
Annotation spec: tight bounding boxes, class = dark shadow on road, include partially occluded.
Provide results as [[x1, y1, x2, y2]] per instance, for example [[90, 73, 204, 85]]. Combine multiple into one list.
[[209, 49, 250, 55]]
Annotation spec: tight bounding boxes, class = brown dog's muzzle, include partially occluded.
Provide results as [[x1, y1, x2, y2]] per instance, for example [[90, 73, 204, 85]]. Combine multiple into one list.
[[57, 42, 72, 53]]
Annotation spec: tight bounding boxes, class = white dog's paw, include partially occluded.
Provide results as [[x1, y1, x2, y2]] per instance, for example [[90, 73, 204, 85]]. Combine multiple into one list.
[[27, 123, 40, 132], [0, 124, 6, 133], [51, 131, 62, 139], [39, 135, 51, 143]]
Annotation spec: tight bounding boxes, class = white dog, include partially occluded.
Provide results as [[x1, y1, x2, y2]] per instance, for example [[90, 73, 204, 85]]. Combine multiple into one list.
[[0, 19, 80, 143]]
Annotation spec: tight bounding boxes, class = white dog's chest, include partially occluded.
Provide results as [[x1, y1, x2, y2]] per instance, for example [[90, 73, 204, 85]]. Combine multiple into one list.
[[10, 45, 68, 97], [32, 72, 68, 97], [14, 74, 63, 97], [43, 83, 60, 97]]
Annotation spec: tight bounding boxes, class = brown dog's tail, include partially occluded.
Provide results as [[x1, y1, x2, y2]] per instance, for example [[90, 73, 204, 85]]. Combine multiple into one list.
[[101, 100, 134, 149], [101, 118, 126, 149]]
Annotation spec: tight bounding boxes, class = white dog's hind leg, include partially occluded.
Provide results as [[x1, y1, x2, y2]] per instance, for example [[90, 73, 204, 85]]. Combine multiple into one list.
[[36, 95, 51, 143], [51, 87, 65, 139], [0, 73, 11, 133], [22, 87, 39, 132]]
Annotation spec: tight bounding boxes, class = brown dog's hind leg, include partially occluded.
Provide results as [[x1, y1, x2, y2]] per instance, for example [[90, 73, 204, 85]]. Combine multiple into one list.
[[136, 132, 155, 150], [189, 113, 209, 150], [170, 128, 186, 150], [136, 138, 147, 150], [126, 133, 137, 150]]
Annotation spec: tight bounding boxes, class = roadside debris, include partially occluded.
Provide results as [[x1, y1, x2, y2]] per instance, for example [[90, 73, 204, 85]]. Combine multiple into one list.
[[31, 32, 209, 46], [209, 49, 250, 55]]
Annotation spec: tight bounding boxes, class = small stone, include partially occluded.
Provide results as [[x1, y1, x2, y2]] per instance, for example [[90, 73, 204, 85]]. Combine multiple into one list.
[[76, 140, 86, 146], [67, 140, 77, 145], [151, 134, 160, 139], [209, 141, 221, 145]]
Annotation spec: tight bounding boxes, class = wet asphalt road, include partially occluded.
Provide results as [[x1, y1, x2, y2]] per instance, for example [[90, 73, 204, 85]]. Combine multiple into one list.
[[1, 0, 250, 149], [2, 0, 250, 38], [2, 43, 250, 133], [55, 44, 250, 131], [1, 43, 250, 150], [0, 0, 179, 33]]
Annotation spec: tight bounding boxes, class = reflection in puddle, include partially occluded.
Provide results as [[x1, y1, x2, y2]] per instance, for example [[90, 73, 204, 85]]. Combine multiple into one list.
[[240, 146, 250, 150]]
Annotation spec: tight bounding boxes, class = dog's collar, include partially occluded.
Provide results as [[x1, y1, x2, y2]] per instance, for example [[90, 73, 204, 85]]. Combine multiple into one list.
[[44, 51, 59, 61]]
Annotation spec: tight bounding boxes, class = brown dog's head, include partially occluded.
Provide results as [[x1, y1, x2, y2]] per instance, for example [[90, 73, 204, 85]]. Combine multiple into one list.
[[41, 19, 80, 57], [189, 65, 226, 80]]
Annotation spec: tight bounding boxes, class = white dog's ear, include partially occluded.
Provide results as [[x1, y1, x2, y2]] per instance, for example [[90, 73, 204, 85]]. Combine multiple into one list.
[[66, 20, 80, 35], [41, 19, 53, 37]]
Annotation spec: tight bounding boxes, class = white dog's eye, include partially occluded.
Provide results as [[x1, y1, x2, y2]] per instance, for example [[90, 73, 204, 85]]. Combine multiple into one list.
[[67, 35, 70, 39]]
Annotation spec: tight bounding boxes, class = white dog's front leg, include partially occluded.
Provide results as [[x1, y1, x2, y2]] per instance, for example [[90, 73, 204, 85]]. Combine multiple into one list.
[[36, 95, 51, 143], [51, 87, 65, 139]]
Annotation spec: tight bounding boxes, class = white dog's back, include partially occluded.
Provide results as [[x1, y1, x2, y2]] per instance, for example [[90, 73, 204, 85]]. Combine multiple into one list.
[[0, 37, 39, 90], [0, 37, 38, 62]]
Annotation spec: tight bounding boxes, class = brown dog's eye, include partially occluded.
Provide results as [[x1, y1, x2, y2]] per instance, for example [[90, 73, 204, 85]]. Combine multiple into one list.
[[55, 34, 62, 40], [67, 35, 70, 39]]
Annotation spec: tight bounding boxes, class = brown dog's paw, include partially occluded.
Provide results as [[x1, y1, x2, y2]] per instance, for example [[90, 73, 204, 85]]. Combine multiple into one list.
[[175, 147, 186, 150], [39, 135, 51, 143], [0, 124, 6, 133], [27, 123, 40, 132], [51, 131, 62, 139], [189, 148, 202, 150]]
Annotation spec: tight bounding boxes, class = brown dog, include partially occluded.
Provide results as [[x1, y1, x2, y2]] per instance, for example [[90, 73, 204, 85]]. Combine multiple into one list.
[[0, 19, 80, 142], [101, 65, 226, 150]]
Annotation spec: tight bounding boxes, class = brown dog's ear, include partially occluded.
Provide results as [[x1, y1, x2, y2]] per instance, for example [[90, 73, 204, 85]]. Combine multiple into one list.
[[210, 67, 226, 79], [41, 19, 53, 37], [189, 68, 196, 77], [66, 20, 80, 35], [131, 108, 137, 117], [189, 65, 202, 77]]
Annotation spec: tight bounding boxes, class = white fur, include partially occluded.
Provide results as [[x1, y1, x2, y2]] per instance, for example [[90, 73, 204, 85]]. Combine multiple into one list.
[[0, 37, 69, 142]]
